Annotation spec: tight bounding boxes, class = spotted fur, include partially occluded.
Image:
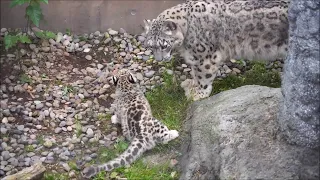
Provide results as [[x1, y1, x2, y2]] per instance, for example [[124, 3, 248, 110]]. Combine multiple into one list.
[[143, 0, 289, 101], [81, 68, 179, 178]]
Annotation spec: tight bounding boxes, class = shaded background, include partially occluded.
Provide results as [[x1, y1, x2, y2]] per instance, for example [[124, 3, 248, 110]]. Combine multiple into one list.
[[1, 0, 183, 34]]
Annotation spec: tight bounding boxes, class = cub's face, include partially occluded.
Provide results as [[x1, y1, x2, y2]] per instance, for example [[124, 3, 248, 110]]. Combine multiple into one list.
[[143, 19, 184, 62], [112, 68, 138, 91]]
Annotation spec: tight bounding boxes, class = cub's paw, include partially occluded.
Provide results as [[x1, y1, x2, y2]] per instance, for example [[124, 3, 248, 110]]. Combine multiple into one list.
[[82, 166, 97, 179], [111, 115, 118, 124], [169, 130, 179, 140]]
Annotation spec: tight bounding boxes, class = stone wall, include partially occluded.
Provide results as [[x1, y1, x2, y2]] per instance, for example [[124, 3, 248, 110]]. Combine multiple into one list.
[[0, 0, 183, 34]]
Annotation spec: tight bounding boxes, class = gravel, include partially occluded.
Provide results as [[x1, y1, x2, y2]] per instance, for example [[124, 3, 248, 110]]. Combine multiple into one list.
[[0, 27, 284, 178]]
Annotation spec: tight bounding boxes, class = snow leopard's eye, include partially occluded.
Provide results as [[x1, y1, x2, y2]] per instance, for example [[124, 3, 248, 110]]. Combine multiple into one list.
[[160, 40, 170, 49]]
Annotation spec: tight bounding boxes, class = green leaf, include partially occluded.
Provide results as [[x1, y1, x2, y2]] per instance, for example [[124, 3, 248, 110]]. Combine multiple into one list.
[[4, 35, 19, 50], [26, 4, 42, 27], [110, 172, 118, 179], [18, 35, 32, 43], [65, 28, 71, 36], [45, 31, 56, 39], [35, 31, 45, 39], [40, 0, 48, 4], [10, 0, 29, 8]]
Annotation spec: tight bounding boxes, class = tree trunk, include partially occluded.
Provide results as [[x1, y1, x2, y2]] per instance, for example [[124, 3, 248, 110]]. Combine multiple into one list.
[[2, 162, 46, 180], [279, 0, 319, 149]]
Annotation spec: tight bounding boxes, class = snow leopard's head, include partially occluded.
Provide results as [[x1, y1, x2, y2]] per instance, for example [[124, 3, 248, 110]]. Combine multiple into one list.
[[112, 67, 138, 92], [143, 19, 184, 61]]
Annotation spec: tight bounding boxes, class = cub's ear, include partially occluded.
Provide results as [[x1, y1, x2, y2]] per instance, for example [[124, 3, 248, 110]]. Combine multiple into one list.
[[128, 73, 137, 83], [162, 20, 177, 35], [112, 76, 118, 86]]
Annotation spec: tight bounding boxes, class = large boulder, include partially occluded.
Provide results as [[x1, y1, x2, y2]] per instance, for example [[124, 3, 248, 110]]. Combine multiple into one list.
[[179, 85, 319, 180]]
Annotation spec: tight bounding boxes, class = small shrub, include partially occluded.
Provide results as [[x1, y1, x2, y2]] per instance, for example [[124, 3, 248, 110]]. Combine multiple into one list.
[[35, 30, 56, 40], [10, 0, 49, 27], [212, 61, 281, 95], [19, 73, 32, 84], [4, 34, 32, 50]]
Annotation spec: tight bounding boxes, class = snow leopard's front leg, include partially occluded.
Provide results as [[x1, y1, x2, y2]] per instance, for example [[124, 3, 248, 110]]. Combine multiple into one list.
[[181, 55, 221, 101]]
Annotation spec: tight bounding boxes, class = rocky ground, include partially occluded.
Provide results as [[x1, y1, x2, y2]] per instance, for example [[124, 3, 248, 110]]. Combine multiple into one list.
[[0, 27, 283, 179]]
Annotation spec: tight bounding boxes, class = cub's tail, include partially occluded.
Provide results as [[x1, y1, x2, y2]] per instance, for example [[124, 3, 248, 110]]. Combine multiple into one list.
[[81, 135, 152, 179]]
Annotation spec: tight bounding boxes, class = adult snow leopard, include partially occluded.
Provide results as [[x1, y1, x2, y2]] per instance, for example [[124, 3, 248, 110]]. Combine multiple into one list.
[[143, 0, 289, 101], [81, 67, 179, 178]]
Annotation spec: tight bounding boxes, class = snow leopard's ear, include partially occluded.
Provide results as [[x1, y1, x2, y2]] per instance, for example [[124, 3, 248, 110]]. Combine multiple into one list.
[[143, 19, 152, 34], [162, 20, 177, 35], [128, 73, 137, 84], [112, 76, 118, 86]]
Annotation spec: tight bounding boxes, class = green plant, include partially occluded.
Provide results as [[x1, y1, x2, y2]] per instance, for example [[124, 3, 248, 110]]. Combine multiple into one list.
[[25, 145, 35, 152], [97, 113, 112, 121], [93, 171, 108, 180], [10, 0, 49, 28], [74, 115, 82, 137], [65, 28, 72, 36], [4, 34, 32, 50], [79, 36, 87, 41], [115, 160, 178, 180], [68, 161, 79, 171], [19, 73, 32, 84], [37, 135, 45, 145], [43, 172, 68, 180], [211, 61, 281, 95], [35, 30, 56, 40], [62, 85, 74, 96]]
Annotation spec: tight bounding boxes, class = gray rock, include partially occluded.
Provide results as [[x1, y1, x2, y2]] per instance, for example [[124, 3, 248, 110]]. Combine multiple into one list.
[[1, 151, 10, 161], [61, 162, 71, 172], [144, 70, 155, 78], [136, 73, 144, 81], [29, 44, 36, 50], [144, 50, 152, 56], [94, 40, 100, 44], [83, 48, 90, 53], [42, 47, 50, 53], [108, 29, 118, 35], [278, 0, 319, 149], [86, 128, 94, 138], [35, 103, 44, 110], [94, 31, 100, 36], [0, 127, 7, 134], [16, 125, 24, 131], [55, 127, 62, 134], [1, 28, 7, 33], [104, 38, 111, 44], [59, 121, 66, 127], [85, 55, 92, 61], [43, 140, 53, 148], [180, 85, 319, 180], [137, 36, 145, 42]]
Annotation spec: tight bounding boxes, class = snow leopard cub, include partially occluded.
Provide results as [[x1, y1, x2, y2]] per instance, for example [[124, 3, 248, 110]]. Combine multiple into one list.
[[81, 68, 179, 178]]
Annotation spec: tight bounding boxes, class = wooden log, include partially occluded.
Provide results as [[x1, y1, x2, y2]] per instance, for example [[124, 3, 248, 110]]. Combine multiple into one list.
[[2, 162, 46, 180]]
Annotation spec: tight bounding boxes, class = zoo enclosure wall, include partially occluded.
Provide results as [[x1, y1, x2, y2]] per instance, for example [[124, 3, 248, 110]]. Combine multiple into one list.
[[1, 0, 184, 35]]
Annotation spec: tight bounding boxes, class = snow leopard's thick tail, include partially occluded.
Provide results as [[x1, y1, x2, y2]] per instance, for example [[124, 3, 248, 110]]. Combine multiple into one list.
[[81, 135, 152, 179]]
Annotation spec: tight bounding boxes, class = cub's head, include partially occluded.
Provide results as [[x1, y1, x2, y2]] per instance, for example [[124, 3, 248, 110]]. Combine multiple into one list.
[[143, 19, 184, 62], [112, 67, 138, 91]]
